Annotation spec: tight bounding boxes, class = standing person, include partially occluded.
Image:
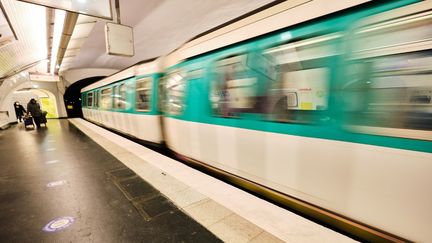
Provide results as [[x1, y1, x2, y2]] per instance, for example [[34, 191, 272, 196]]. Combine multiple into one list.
[[27, 98, 43, 128], [13, 101, 26, 122]]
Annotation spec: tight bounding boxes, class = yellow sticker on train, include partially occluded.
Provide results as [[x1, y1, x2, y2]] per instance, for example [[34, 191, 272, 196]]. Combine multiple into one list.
[[300, 102, 313, 110]]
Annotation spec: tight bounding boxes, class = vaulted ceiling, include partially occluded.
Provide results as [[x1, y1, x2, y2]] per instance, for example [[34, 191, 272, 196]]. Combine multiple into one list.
[[0, 0, 274, 85], [69, 0, 274, 71], [0, 0, 47, 81]]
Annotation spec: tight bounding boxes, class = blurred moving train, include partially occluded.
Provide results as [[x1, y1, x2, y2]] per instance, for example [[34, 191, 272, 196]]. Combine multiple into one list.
[[81, 0, 432, 241]]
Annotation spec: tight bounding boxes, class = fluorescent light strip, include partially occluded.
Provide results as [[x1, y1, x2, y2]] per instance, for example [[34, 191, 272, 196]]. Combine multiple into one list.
[[50, 10, 66, 74]]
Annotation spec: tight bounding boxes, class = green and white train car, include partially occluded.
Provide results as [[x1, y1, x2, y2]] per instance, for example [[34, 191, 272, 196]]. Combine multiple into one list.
[[81, 60, 163, 144], [82, 0, 432, 241]]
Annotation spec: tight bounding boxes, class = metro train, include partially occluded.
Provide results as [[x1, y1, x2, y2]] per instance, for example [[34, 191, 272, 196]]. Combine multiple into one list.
[[81, 0, 432, 241]]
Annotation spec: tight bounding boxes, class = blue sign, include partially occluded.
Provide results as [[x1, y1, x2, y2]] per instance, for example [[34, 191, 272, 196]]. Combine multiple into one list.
[[43, 216, 74, 232]]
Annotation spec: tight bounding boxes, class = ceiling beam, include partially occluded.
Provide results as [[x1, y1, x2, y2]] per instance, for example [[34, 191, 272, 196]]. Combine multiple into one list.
[[55, 11, 78, 74], [46, 8, 54, 73]]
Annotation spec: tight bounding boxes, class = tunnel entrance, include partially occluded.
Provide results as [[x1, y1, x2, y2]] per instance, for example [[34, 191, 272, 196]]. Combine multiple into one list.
[[64, 76, 105, 118], [4, 88, 59, 122]]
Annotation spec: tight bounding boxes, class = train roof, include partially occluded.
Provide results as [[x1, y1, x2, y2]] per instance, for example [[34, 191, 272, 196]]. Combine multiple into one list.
[[81, 58, 162, 93], [81, 0, 371, 93], [162, 0, 370, 68]]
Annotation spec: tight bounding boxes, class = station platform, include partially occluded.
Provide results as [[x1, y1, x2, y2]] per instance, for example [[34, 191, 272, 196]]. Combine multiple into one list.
[[0, 119, 355, 242]]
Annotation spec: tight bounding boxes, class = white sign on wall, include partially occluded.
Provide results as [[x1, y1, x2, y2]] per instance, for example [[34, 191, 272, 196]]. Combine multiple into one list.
[[17, 0, 112, 20], [105, 22, 134, 57]]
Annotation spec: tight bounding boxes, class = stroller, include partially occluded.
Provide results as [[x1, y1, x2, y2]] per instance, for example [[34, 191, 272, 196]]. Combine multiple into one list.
[[23, 112, 47, 128], [40, 111, 48, 126], [23, 115, 34, 128]]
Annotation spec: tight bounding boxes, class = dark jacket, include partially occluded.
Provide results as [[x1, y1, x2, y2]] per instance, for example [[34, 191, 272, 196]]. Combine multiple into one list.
[[14, 104, 26, 116], [27, 101, 42, 117]]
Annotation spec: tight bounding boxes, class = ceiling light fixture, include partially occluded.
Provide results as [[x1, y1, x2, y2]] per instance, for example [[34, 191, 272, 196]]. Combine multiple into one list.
[[50, 9, 66, 74]]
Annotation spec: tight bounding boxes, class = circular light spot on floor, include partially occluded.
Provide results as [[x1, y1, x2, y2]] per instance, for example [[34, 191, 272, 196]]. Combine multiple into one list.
[[46, 180, 67, 188], [42, 216, 74, 232], [46, 148, 56, 151]]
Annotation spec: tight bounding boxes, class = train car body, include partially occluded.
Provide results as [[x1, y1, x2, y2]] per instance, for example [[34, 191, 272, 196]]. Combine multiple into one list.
[[161, 1, 432, 241], [82, 60, 163, 144], [81, 0, 432, 241]]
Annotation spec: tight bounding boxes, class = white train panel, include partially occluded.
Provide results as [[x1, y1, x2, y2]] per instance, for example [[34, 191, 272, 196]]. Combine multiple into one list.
[[83, 108, 162, 144], [163, 117, 432, 242]]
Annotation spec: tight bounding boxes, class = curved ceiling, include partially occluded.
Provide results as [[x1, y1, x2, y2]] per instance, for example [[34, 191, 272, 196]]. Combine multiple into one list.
[[0, 0, 274, 86], [70, 0, 274, 70], [0, 0, 47, 80]]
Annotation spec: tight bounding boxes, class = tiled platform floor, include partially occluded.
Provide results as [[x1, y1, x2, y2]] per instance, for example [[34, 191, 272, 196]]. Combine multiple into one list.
[[0, 120, 221, 242], [70, 118, 355, 243]]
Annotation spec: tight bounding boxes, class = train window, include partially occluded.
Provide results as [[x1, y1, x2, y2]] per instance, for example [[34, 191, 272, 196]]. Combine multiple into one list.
[[344, 12, 432, 137], [87, 92, 93, 107], [164, 70, 186, 115], [82, 93, 86, 107], [119, 84, 126, 109], [351, 11, 432, 59], [344, 51, 432, 131], [94, 90, 99, 108], [101, 87, 112, 110], [266, 34, 340, 63], [158, 77, 166, 112], [135, 78, 152, 111], [113, 84, 126, 109], [210, 54, 259, 117], [263, 34, 338, 123], [112, 86, 118, 109]]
